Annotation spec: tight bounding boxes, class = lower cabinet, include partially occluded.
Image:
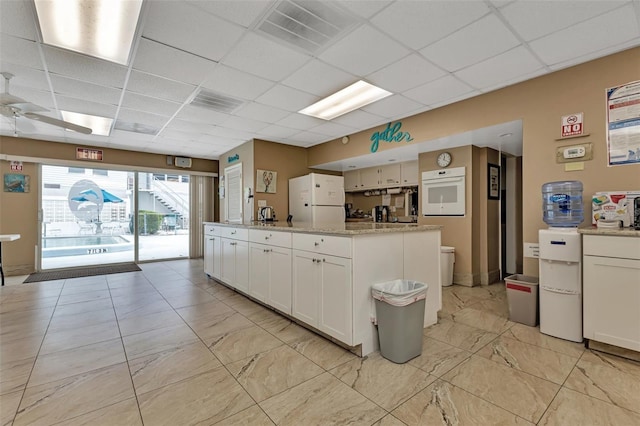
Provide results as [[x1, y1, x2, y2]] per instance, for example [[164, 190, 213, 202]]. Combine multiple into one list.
[[249, 243, 292, 314], [204, 234, 221, 279], [220, 237, 249, 293], [292, 249, 352, 345]]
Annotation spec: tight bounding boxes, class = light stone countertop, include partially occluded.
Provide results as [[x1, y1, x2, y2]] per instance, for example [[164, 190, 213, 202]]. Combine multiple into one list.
[[203, 221, 442, 236], [578, 227, 640, 237]]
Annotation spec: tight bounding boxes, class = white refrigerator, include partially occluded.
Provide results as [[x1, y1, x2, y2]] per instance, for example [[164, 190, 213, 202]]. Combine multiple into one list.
[[289, 173, 345, 223]]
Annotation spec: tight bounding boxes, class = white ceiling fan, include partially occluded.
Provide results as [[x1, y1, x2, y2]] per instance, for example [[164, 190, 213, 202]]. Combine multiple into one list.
[[0, 72, 92, 135]]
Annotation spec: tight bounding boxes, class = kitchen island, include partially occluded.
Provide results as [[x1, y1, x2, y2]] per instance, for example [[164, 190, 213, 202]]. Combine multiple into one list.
[[203, 221, 442, 356]]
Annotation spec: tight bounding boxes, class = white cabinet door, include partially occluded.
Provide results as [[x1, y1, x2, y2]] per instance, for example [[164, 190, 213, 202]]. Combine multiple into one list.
[[292, 250, 319, 326], [344, 170, 361, 191], [380, 163, 401, 187], [318, 254, 352, 344], [269, 246, 292, 314], [204, 235, 214, 277], [235, 240, 249, 293], [360, 167, 380, 189], [220, 238, 236, 287], [212, 236, 221, 279], [249, 243, 269, 303], [400, 161, 418, 186]]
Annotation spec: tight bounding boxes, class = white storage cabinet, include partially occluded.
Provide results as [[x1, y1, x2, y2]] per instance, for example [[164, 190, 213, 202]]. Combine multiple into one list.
[[249, 230, 293, 314], [220, 227, 249, 293]]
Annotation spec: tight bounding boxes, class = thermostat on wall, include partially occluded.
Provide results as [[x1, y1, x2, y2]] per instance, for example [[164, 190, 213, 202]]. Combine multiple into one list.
[[556, 142, 593, 163], [563, 146, 585, 159]]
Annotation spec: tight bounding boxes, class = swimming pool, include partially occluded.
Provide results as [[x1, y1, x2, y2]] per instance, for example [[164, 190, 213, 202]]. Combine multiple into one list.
[[42, 235, 134, 258]]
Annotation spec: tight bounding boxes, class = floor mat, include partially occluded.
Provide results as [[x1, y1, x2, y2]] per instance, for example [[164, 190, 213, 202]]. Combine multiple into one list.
[[24, 263, 141, 283]]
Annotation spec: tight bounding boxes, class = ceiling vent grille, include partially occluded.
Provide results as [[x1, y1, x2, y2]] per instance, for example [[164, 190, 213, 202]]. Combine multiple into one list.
[[190, 89, 244, 114], [257, 0, 357, 53]]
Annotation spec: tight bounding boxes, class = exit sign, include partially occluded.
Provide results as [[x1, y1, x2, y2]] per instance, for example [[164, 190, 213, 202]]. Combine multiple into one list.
[[76, 147, 103, 161], [561, 113, 583, 138]]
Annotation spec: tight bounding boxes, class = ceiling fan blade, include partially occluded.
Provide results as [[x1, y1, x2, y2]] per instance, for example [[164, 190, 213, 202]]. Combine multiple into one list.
[[7, 102, 48, 113], [0, 92, 27, 105], [23, 112, 93, 134], [0, 105, 16, 118]]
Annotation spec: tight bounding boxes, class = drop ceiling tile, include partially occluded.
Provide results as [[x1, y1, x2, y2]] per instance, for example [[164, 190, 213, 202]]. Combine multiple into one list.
[[0, 64, 50, 92], [370, 1, 490, 50], [361, 94, 425, 119], [201, 65, 274, 101], [319, 25, 409, 76], [160, 128, 201, 142], [209, 126, 255, 140], [0, 35, 43, 70], [50, 75, 122, 105], [275, 112, 325, 131], [429, 90, 481, 110], [121, 92, 182, 117], [133, 38, 217, 86], [309, 121, 358, 138], [282, 60, 356, 97], [288, 130, 329, 146], [55, 95, 117, 118], [332, 109, 388, 129], [174, 105, 230, 126], [235, 102, 290, 123], [255, 85, 318, 112], [455, 46, 544, 90], [109, 129, 155, 143], [0, 0, 38, 41], [529, 4, 639, 66], [143, 1, 245, 62], [6, 87, 55, 111], [403, 75, 475, 107], [127, 70, 196, 103], [166, 118, 217, 134], [501, 0, 627, 42], [117, 108, 169, 128], [221, 32, 312, 81], [548, 39, 640, 71], [186, 0, 271, 27], [219, 115, 269, 132], [338, 0, 393, 19], [258, 124, 300, 140], [420, 14, 521, 72], [367, 54, 446, 93], [43, 46, 128, 88], [481, 67, 548, 93]]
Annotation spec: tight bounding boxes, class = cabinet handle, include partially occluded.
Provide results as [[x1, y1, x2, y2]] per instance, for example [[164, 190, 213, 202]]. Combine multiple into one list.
[[231, 231, 236, 235], [322, 258, 325, 262], [314, 242, 320, 246]]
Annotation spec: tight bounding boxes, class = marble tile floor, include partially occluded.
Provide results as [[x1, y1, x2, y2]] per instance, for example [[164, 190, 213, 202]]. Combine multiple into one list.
[[1, 259, 640, 425]]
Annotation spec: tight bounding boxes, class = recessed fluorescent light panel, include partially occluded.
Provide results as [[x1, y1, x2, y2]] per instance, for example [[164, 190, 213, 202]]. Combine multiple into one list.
[[62, 111, 113, 136], [299, 80, 392, 120], [34, 0, 143, 65]]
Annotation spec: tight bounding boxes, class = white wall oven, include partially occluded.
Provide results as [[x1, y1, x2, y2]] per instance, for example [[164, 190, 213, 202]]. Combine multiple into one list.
[[422, 167, 466, 216]]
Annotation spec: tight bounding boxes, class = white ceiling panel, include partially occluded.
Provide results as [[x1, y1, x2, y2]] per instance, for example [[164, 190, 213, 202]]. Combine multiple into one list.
[[221, 32, 311, 81], [109, 129, 156, 143], [420, 14, 521, 72], [235, 102, 290, 123], [160, 128, 202, 142], [121, 92, 181, 117], [338, 0, 392, 19], [367, 54, 446, 93], [117, 108, 168, 128], [403, 75, 475, 107], [319, 25, 409, 76], [186, 0, 271, 27], [174, 105, 230, 126], [126, 70, 196, 103], [133, 38, 218, 86], [6, 86, 55, 110], [143, 1, 245, 62], [55, 96, 118, 118], [275, 112, 326, 131], [548, 38, 640, 72], [0, 35, 43, 70], [43, 46, 128, 88], [361, 94, 425, 119], [258, 124, 300, 139], [282, 60, 356, 97], [371, 1, 490, 50], [255, 85, 318, 112], [220, 115, 269, 132], [207, 125, 254, 140], [288, 130, 328, 145], [201, 65, 274, 101], [501, 0, 628, 42], [166, 119, 217, 134], [0, 0, 38, 41], [332, 109, 388, 129], [50, 75, 121, 106], [1, 64, 50, 92], [455, 46, 544, 90], [309, 121, 358, 138], [529, 4, 639, 66]]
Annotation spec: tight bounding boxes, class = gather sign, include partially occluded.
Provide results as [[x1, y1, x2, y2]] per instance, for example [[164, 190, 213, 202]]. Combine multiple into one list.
[[370, 122, 413, 153]]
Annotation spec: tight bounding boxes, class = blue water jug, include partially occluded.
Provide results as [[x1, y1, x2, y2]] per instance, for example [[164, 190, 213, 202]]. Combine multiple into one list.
[[542, 181, 584, 227]]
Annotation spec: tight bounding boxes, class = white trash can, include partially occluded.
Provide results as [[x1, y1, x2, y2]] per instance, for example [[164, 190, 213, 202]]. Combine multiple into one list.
[[505, 274, 539, 326], [441, 246, 455, 287], [372, 280, 428, 364]]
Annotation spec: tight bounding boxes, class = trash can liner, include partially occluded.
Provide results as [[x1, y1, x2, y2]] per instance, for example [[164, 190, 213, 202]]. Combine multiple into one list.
[[371, 279, 427, 307]]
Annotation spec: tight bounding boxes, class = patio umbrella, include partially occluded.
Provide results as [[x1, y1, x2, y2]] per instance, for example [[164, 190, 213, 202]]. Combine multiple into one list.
[[71, 188, 124, 203]]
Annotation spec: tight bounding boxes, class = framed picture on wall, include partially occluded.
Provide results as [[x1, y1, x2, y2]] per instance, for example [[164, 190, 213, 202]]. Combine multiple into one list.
[[488, 164, 500, 200], [256, 169, 277, 193], [4, 174, 30, 193]]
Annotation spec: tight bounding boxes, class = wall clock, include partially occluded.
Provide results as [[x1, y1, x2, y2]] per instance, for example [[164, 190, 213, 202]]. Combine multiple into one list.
[[437, 152, 452, 168]]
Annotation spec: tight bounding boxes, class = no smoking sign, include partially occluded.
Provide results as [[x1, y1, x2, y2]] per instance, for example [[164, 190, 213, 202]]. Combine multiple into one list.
[[561, 113, 583, 137]]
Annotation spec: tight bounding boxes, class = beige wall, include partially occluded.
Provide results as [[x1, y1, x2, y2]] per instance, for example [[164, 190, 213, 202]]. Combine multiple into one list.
[[308, 47, 640, 277], [0, 137, 218, 275]]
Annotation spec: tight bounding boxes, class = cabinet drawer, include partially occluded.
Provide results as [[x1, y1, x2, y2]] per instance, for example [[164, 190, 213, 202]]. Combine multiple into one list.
[[221, 227, 248, 240], [583, 235, 640, 260], [293, 233, 351, 258], [203, 224, 221, 236], [249, 229, 291, 248]]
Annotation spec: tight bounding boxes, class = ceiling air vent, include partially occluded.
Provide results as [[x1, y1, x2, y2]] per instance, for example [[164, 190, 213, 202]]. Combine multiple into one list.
[[257, 0, 357, 54], [190, 89, 244, 114]]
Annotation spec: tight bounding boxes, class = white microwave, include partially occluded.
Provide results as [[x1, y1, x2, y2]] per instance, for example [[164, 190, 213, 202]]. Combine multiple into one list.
[[422, 167, 466, 216]]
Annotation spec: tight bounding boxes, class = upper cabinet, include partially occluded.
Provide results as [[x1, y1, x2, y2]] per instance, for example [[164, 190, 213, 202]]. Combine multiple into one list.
[[344, 161, 415, 192], [400, 161, 418, 186]]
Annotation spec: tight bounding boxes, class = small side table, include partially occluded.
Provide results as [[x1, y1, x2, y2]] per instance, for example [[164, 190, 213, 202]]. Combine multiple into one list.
[[0, 234, 21, 286]]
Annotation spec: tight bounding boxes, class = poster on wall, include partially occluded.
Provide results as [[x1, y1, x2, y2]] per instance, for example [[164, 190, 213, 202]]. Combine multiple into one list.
[[256, 169, 277, 193], [606, 80, 640, 166], [4, 174, 30, 193]]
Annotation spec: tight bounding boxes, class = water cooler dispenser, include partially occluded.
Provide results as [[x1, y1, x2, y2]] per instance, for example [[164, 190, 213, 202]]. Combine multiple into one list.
[[538, 181, 583, 342]]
